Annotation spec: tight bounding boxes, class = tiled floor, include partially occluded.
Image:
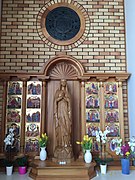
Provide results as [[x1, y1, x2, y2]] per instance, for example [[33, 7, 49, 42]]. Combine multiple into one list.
[[93, 170, 135, 180], [0, 168, 33, 180], [0, 170, 135, 180]]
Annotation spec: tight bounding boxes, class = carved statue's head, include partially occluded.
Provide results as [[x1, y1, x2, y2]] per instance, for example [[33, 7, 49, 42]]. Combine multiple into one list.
[[60, 79, 67, 88]]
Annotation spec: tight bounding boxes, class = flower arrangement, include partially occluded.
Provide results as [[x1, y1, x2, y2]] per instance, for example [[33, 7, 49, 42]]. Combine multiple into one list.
[[76, 135, 92, 151], [3, 127, 15, 166], [95, 128, 110, 144], [38, 133, 48, 148], [4, 127, 15, 147], [95, 127, 113, 165], [111, 138, 132, 159]]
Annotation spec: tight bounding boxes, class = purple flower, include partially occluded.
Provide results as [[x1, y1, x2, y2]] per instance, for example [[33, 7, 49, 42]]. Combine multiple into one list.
[[121, 143, 130, 157]]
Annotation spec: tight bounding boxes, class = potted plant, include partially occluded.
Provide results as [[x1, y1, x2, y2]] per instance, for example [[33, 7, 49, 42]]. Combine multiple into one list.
[[3, 156, 15, 176], [76, 135, 93, 163], [38, 133, 48, 161], [4, 127, 16, 175], [16, 156, 28, 174], [94, 157, 113, 167], [111, 138, 132, 175], [94, 127, 113, 174]]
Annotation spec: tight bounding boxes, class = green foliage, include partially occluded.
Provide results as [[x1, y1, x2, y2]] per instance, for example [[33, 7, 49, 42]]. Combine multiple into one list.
[[16, 156, 28, 167], [2, 151, 15, 167], [95, 157, 113, 165], [76, 135, 93, 151], [3, 158, 14, 167], [38, 133, 48, 147]]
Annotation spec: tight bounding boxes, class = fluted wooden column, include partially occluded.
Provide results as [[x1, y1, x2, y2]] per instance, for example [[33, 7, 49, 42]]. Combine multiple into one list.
[[118, 81, 125, 141], [81, 81, 85, 139], [41, 80, 46, 134], [99, 81, 105, 130], [20, 79, 27, 153]]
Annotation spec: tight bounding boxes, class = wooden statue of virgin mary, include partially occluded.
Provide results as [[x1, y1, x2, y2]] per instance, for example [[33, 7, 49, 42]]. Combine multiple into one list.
[[53, 79, 73, 163]]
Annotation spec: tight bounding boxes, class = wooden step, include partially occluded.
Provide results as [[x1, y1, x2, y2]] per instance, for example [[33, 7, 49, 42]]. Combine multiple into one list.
[[29, 158, 96, 180]]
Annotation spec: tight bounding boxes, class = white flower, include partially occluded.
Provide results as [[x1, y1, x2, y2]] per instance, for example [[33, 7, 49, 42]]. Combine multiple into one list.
[[96, 137, 100, 142], [130, 136, 135, 143], [102, 140, 106, 144], [111, 139, 116, 144], [4, 127, 15, 147], [131, 146, 134, 152], [117, 139, 122, 144], [128, 137, 135, 153], [115, 147, 121, 155], [99, 131, 103, 136], [95, 128, 110, 144]]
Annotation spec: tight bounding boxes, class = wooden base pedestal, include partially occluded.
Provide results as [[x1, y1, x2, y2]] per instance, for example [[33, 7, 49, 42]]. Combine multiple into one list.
[[29, 158, 96, 180]]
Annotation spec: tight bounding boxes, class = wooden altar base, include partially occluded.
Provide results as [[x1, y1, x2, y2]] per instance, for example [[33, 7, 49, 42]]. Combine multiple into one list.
[[29, 158, 96, 180]]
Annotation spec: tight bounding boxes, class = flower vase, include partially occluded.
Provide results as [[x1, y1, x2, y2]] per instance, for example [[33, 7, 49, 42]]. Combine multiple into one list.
[[6, 166, 13, 176], [40, 147, 47, 161], [100, 164, 107, 174], [84, 150, 92, 163], [121, 158, 130, 175]]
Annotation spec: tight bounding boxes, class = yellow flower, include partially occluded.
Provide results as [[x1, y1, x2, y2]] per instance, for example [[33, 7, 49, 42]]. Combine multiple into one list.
[[83, 135, 89, 141], [42, 133, 45, 138], [125, 152, 130, 156], [76, 141, 82, 145], [89, 138, 92, 144], [39, 132, 48, 147], [76, 135, 92, 150]]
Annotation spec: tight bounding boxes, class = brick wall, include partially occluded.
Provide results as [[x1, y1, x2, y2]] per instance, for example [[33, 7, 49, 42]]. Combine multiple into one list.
[[0, 0, 126, 73], [0, 82, 3, 144]]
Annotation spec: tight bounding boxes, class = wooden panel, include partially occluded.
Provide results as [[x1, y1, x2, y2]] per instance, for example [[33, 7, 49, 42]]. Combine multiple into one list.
[[68, 81, 81, 158], [29, 159, 96, 180], [46, 80, 81, 158], [46, 80, 57, 157]]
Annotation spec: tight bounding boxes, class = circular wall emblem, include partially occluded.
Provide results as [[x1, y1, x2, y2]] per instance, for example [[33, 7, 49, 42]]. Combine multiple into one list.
[[37, 1, 90, 50], [46, 7, 80, 41]]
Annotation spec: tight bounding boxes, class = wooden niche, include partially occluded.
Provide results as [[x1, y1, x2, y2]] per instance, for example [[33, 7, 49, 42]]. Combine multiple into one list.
[[44, 57, 84, 159]]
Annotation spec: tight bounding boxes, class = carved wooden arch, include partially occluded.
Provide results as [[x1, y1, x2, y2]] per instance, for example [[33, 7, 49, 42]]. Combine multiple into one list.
[[43, 55, 83, 158], [41, 55, 85, 80]]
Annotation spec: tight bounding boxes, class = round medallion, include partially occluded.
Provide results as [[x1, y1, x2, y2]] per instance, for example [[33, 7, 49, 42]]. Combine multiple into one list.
[[45, 7, 80, 41], [37, 1, 90, 49]]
